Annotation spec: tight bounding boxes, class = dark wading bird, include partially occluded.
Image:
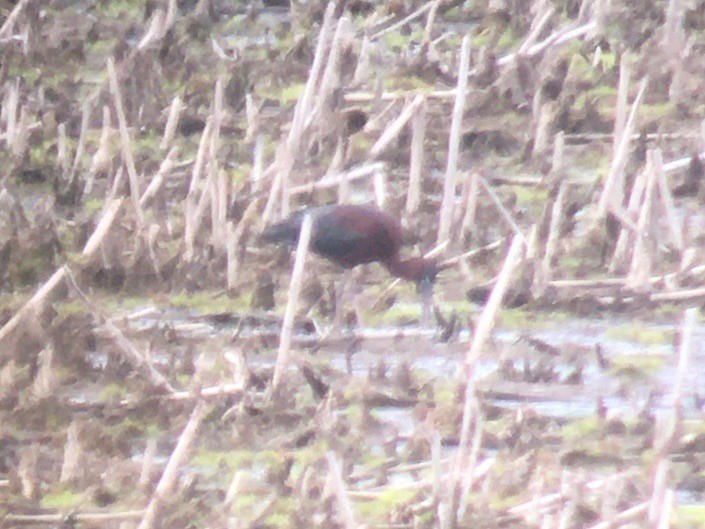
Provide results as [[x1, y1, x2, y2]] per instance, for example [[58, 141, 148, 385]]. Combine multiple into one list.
[[261, 204, 443, 327]]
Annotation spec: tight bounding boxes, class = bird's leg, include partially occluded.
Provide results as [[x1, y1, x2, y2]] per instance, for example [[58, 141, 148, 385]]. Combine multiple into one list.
[[330, 269, 352, 334], [350, 267, 366, 329], [418, 279, 435, 328]]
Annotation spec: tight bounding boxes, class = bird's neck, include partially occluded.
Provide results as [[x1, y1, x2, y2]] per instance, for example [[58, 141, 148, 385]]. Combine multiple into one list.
[[384, 256, 431, 282]]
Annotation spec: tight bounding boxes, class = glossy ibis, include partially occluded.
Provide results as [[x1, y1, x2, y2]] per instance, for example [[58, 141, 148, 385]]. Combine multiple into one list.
[[262, 204, 441, 326]]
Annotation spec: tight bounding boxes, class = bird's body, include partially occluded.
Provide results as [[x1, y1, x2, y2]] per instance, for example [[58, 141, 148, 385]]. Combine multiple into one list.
[[261, 204, 437, 284]]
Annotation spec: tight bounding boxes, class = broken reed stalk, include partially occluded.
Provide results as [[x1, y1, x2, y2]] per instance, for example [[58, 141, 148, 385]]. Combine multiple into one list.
[[656, 159, 684, 252], [271, 213, 313, 389], [137, 400, 208, 529], [613, 61, 630, 161], [535, 182, 566, 295], [209, 79, 226, 250], [0, 0, 29, 38], [160, 96, 183, 150], [464, 235, 525, 368], [251, 134, 264, 194], [64, 267, 176, 393], [183, 117, 214, 261], [406, 97, 427, 215], [627, 149, 661, 290], [226, 198, 260, 289], [368, 94, 424, 159], [289, 3, 335, 148], [551, 131, 565, 174], [437, 34, 471, 245], [269, 4, 336, 220], [518, 5, 555, 55], [0, 198, 125, 348], [57, 123, 68, 173], [107, 58, 144, 227], [647, 308, 695, 525], [596, 77, 648, 221], [4, 511, 146, 524], [31, 347, 55, 399], [85, 105, 112, 194], [478, 176, 526, 241], [661, 307, 695, 452], [140, 146, 179, 206], [451, 236, 524, 523], [370, 0, 435, 40], [373, 164, 386, 208], [533, 102, 553, 157], [245, 93, 259, 142], [326, 452, 359, 529], [589, 502, 649, 529], [3, 80, 19, 147], [289, 163, 385, 195], [60, 421, 82, 484], [420, 0, 441, 55], [315, 16, 352, 115], [68, 99, 91, 184], [460, 172, 480, 239], [139, 438, 157, 490]]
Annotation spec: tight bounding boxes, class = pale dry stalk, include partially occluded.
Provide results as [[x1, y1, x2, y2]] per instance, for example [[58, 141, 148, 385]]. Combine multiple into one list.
[[534, 182, 566, 296], [596, 77, 648, 221], [11, 105, 29, 159], [551, 131, 565, 174], [226, 198, 261, 289], [326, 452, 359, 529], [4, 80, 19, 150], [370, 1, 435, 40], [533, 102, 553, 157], [610, 158, 648, 272], [140, 146, 179, 207], [5, 511, 145, 524], [60, 421, 83, 483], [64, 266, 176, 393], [68, 99, 92, 187], [265, 6, 336, 221], [373, 165, 386, 208], [160, 96, 184, 150], [0, 199, 125, 347], [613, 61, 630, 161], [209, 79, 226, 249], [271, 213, 313, 389], [137, 400, 208, 529], [518, 5, 555, 55], [369, 94, 424, 159], [465, 235, 525, 367], [0, 0, 31, 38], [460, 172, 480, 239], [107, 58, 144, 227], [244, 93, 259, 143], [352, 36, 371, 84], [406, 97, 427, 215], [656, 161, 684, 252], [139, 438, 158, 490], [31, 347, 55, 399], [18, 445, 39, 500], [478, 176, 526, 240], [627, 149, 661, 290], [420, 0, 441, 55], [290, 162, 385, 195], [57, 123, 68, 172], [437, 35, 471, 245], [251, 134, 264, 194], [85, 105, 113, 194], [183, 117, 214, 261]]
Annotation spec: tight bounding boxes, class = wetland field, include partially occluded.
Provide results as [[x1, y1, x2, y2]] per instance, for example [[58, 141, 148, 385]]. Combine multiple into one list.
[[3, 0, 705, 528]]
